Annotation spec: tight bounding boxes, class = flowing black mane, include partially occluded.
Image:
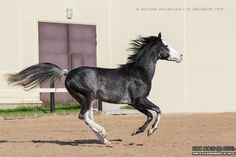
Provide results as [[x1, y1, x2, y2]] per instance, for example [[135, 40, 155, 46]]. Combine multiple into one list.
[[119, 36, 160, 69]]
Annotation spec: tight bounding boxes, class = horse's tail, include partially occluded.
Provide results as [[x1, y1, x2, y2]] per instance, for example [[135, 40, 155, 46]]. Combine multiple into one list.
[[6, 63, 69, 90]]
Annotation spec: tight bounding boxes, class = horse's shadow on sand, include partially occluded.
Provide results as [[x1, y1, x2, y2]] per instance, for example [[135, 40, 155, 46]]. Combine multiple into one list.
[[32, 139, 122, 146], [1, 139, 144, 147]]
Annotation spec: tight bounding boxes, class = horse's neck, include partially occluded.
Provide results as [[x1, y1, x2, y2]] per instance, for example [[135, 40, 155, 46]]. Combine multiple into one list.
[[135, 55, 157, 82], [143, 60, 156, 82]]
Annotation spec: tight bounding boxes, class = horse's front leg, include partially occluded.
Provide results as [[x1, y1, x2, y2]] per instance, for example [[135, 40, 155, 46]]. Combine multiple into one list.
[[130, 104, 153, 136], [142, 98, 161, 136], [147, 112, 161, 136]]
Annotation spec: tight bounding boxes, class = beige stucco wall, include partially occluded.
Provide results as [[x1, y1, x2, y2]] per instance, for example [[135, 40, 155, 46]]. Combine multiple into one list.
[[185, 0, 236, 112], [0, 0, 236, 112]]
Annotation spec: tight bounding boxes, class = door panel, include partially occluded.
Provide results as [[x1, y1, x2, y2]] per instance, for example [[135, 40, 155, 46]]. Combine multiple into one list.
[[71, 54, 84, 68], [39, 23, 68, 54], [68, 24, 96, 69]]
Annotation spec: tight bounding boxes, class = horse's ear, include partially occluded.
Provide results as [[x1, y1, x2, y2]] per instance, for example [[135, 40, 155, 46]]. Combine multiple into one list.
[[158, 32, 162, 39]]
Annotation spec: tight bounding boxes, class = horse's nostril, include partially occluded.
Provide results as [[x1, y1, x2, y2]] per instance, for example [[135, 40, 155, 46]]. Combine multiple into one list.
[[181, 54, 183, 57]]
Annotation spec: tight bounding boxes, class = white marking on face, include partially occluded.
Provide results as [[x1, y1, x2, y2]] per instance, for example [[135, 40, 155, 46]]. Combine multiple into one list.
[[163, 41, 182, 63]]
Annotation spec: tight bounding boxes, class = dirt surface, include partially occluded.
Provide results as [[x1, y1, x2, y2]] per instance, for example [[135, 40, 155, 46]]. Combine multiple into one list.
[[0, 113, 236, 157]]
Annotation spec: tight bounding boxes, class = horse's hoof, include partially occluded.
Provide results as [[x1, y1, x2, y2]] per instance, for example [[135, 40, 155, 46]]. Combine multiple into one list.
[[101, 129, 107, 138], [131, 128, 143, 136], [147, 129, 154, 136], [147, 127, 158, 136], [105, 141, 113, 147], [131, 128, 138, 136]]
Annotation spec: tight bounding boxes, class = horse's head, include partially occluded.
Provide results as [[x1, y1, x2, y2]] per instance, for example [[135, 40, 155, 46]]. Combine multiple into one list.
[[120, 34, 183, 69], [156, 33, 183, 63]]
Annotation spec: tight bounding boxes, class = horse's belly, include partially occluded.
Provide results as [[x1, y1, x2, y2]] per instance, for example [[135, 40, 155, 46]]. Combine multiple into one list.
[[103, 97, 131, 104], [97, 90, 131, 104]]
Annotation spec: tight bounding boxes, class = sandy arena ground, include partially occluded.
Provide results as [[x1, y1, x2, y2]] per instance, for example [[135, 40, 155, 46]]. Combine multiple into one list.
[[0, 112, 235, 157]]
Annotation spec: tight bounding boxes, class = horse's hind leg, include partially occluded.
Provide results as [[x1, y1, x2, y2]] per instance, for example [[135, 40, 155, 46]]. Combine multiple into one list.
[[66, 83, 112, 146], [72, 95, 112, 146], [66, 90, 88, 120], [87, 101, 107, 137], [84, 101, 113, 147]]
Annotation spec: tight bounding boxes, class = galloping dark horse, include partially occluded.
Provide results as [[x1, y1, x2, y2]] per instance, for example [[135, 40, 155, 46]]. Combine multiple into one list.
[[7, 33, 182, 146]]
